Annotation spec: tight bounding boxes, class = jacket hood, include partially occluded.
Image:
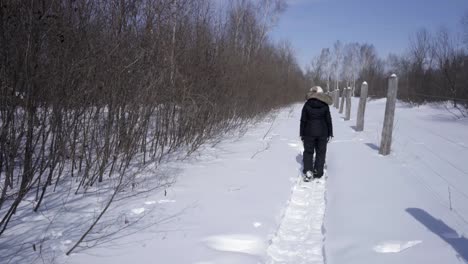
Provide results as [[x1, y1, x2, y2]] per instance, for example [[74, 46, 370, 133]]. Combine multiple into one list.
[[307, 92, 333, 105], [306, 98, 327, 108]]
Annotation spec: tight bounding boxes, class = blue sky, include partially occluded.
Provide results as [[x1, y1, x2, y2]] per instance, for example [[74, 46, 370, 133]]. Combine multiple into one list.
[[270, 0, 468, 70]]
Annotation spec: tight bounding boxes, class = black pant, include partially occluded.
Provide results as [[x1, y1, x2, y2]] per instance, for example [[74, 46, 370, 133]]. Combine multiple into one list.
[[302, 137, 327, 176]]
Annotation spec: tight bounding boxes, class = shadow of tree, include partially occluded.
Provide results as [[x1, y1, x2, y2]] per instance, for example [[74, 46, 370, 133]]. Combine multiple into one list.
[[421, 113, 468, 125], [406, 208, 468, 262], [0, 164, 183, 264]]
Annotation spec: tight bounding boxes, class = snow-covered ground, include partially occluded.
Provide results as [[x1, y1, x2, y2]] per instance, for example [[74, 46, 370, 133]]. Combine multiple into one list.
[[266, 176, 327, 264], [66, 107, 306, 264], [2, 98, 468, 264], [325, 98, 468, 264]]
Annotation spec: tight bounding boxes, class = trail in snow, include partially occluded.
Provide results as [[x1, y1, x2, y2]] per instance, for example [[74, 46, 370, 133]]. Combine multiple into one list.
[[266, 172, 327, 264]]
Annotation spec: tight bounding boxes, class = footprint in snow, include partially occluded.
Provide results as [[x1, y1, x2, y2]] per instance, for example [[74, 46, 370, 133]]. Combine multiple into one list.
[[142, 200, 176, 206], [288, 142, 303, 151], [131, 208, 146, 215], [228, 186, 244, 192], [203, 234, 266, 256], [373, 240, 422, 253], [158, 199, 176, 204]]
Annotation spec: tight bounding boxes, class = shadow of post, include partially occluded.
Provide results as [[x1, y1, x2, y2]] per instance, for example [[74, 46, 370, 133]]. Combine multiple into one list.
[[365, 143, 380, 151], [406, 208, 468, 262]]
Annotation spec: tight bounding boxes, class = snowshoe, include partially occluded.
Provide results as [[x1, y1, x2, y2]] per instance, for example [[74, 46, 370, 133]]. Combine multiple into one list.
[[303, 171, 313, 182]]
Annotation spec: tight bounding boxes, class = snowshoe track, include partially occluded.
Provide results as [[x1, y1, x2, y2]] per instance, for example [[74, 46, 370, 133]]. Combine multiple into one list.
[[266, 173, 327, 264]]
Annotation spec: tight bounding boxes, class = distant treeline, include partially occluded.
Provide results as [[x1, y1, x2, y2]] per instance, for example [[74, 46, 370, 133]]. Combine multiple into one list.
[[0, 0, 305, 247], [306, 11, 468, 114]]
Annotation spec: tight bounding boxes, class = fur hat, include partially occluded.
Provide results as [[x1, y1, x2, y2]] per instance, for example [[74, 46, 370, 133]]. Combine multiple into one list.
[[306, 86, 333, 105], [309, 86, 323, 94]]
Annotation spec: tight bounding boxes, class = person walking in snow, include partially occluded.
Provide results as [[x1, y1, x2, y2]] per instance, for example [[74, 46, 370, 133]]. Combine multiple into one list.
[[300, 86, 333, 180]]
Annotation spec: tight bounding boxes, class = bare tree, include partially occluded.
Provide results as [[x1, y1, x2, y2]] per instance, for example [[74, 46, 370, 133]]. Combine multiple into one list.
[[255, 0, 287, 52], [306, 48, 331, 89], [461, 10, 468, 50], [432, 27, 465, 109], [409, 28, 435, 70], [312, 12, 468, 107], [0, 1, 306, 254]]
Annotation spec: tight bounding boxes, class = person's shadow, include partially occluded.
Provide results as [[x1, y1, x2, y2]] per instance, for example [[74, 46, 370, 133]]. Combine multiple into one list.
[[406, 208, 468, 262], [296, 153, 303, 173]]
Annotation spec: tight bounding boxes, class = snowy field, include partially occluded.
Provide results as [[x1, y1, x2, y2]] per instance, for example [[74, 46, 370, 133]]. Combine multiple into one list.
[[325, 98, 468, 264], [2, 98, 468, 264]]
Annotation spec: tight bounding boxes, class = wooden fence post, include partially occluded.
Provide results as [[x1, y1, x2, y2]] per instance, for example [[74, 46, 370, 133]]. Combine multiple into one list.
[[334, 90, 340, 109], [356, 82, 368, 131], [345, 87, 352, 121], [332, 90, 336, 106], [379, 74, 399, 155], [339, 88, 345, 114]]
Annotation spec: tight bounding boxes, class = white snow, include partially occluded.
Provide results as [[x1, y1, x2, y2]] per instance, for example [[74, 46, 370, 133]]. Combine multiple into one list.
[[203, 234, 266, 256], [131, 208, 146, 215], [266, 176, 327, 263], [2, 99, 468, 264], [157, 199, 176, 204], [373, 240, 422, 253], [325, 99, 468, 264]]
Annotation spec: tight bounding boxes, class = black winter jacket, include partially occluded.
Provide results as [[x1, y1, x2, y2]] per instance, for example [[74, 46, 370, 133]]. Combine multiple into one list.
[[300, 98, 333, 138]]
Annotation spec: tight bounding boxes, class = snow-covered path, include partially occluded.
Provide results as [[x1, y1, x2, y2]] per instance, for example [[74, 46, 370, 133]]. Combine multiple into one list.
[[266, 176, 326, 264]]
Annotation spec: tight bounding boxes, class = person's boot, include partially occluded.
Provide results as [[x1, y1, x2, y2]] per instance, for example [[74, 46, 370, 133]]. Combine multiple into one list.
[[313, 169, 321, 179], [304, 171, 313, 181]]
